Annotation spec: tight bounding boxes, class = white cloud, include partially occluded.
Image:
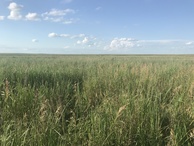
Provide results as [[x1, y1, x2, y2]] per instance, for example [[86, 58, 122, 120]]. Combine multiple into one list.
[[7, 2, 23, 20], [82, 37, 89, 44], [0, 16, 5, 20], [48, 32, 98, 47], [63, 20, 73, 24], [32, 39, 38, 43], [43, 17, 76, 24], [42, 8, 77, 24], [44, 16, 64, 22], [48, 33, 86, 39], [71, 34, 85, 39], [8, 2, 23, 10], [42, 9, 75, 17], [77, 37, 89, 45], [105, 38, 137, 51], [6, 2, 78, 25], [60, 34, 70, 37], [26, 13, 40, 21], [77, 40, 82, 44], [76, 37, 98, 48], [48, 33, 97, 48], [48, 33, 59, 38], [48, 33, 70, 38], [186, 42, 193, 45]]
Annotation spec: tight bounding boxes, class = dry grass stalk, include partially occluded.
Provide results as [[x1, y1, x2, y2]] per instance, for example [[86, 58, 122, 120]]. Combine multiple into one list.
[[115, 104, 128, 121], [189, 81, 194, 98], [167, 128, 177, 146], [39, 99, 49, 122], [5, 78, 9, 100]]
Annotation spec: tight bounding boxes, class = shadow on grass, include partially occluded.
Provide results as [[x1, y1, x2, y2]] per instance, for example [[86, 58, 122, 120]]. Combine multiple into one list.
[[2, 71, 84, 131]]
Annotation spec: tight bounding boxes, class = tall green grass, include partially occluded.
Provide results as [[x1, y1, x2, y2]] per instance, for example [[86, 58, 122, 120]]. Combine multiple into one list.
[[0, 54, 194, 145]]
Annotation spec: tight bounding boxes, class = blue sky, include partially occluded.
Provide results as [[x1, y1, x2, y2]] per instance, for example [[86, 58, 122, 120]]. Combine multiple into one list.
[[0, 0, 194, 54]]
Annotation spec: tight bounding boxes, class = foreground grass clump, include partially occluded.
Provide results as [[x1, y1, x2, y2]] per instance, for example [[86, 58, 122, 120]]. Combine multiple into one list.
[[0, 54, 194, 145]]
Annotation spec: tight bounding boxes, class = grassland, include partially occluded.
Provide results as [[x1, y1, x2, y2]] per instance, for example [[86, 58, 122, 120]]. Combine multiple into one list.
[[0, 54, 194, 146]]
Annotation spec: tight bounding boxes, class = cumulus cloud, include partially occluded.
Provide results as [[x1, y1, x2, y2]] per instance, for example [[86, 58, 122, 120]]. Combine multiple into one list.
[[105, 38, 137, 51], [6, 2, 77, 24], [76, 37, 98, 48], [7, 2, 23, 20], [48, 32, 59, 38], [82, 37, 89, 44], [77, 37, 89, 45], [48, 32, 97, 47], [0, 16, 5, 20], [32, 39, 38, 43], [26, 13, 40, 21]]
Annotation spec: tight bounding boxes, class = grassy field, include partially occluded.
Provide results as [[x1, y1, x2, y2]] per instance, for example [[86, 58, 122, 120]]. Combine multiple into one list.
[[0, 54, 194, 146]]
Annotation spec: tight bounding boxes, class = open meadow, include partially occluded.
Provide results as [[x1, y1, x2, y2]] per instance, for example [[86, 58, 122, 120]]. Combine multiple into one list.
[[0, 54, 194, 146]]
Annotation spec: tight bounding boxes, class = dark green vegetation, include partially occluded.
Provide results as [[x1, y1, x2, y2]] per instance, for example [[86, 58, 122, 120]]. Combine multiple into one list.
[[0, 54, 194, 146]]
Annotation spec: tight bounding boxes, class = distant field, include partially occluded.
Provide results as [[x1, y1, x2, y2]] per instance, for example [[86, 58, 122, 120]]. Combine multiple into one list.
[[0, 54, 194, 145]]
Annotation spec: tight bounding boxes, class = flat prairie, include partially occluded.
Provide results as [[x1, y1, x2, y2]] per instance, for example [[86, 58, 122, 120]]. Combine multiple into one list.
[[0, 54, 194, 145]]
